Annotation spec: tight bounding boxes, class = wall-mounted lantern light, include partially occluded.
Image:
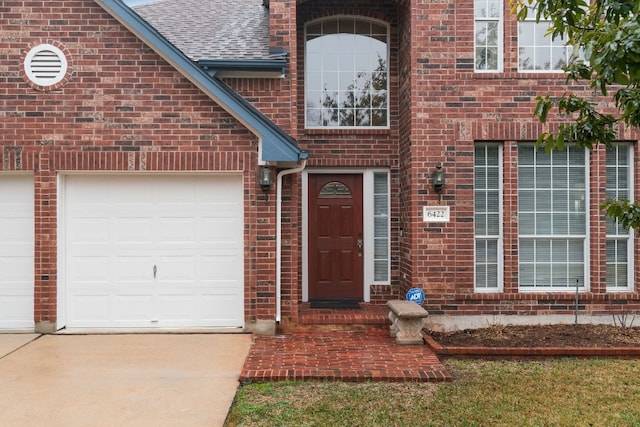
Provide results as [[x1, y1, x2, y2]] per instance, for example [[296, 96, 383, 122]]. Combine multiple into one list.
[[259, 166, 273, 194], [432, 163, 445, 194]]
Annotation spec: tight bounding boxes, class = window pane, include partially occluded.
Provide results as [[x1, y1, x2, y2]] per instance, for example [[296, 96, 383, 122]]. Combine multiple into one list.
[[537, 167, 551, 187], [486, 213, 500, 235], [536, 264, 552, 286], [371, 109, 387, 126], [519, 145, 535, 165], [487, 191, 499, 211], [536, 213, 551, 234], [374, 195, 388, 214], [553, 190, 568, 211], [552, 213, 569, 235], [568, 240, 584, 262], [552, 148, 567, 164], [552, 240, 567, 262], [552, 167, 568, 187], [486, 22, 499, 45], [476, 22, 488, 44], [569, 213, 585, 234], [476, 265, 488, 288], [520, 239, 534, 261], [374, 260, 387, 281], [519, 214, 535, 235], [374, 217, 388, 237], [475, 214, 487, 235], [536, 239, 551, 262], [374, 239, 388, 258], [519, 167, 534, 187], [536, 189, 551, 209]]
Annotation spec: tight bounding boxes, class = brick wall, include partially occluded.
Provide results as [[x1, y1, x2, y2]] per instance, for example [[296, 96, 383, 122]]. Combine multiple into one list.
[[1, 0, 275, 328], [407, 0, 640, 317]]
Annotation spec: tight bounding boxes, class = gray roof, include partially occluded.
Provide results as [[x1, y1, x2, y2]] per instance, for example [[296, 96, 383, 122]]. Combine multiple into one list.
[[132, 0, 271, 61]]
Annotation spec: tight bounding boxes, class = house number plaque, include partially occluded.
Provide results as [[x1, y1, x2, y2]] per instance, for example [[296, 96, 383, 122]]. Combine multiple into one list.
[[423, 205, 450, 223]]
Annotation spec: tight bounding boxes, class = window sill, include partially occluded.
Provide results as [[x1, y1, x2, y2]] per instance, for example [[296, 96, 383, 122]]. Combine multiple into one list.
[[468, 71, 570, 80], [304, 128, 392, 137]]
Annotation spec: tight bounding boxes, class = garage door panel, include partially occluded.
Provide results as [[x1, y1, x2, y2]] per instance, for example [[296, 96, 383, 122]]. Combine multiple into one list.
[[0, 218, 32, 242], [113, 218, 154, 244], [200, 219, 242, 244], [0, 296, 34, 325], [0, 258, 33, 281], [69, 295, 111, 323], [199, 293, 243, 324], [157, 218, 196, 243], [200, 254, 242, 279], [69, 256, 110, 282], [116, 256, 155, 281], [157, 295, 195, 320], [0, 175, 34, 330], [115, 295, 154, 321], [68, 218, 110, 243], [156, 255, 195, 281], [111, 180, 153, 204], [65, 174, 244, 329], [66, 178, 108, 203]]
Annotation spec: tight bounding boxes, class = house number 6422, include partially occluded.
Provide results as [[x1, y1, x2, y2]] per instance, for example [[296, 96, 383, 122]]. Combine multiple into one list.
[[423, 206, 450, 223]]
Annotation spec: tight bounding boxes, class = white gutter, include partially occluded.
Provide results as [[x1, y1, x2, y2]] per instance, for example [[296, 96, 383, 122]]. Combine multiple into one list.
[[276, 160, 307, 323]]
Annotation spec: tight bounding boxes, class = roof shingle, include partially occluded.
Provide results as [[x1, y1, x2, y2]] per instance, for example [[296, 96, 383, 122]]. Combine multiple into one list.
[[132, 0, 271, 61]]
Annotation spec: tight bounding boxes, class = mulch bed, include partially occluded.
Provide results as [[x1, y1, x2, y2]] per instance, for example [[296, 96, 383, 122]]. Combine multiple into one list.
[[428, 324, 640, 348]]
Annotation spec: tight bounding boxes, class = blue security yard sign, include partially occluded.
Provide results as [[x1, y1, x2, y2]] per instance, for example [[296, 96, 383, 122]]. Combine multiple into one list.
[[406, 288, 425, 305]]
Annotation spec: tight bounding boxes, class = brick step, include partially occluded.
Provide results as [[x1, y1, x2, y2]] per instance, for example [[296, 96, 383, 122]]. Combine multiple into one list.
[[278, 303, 390, 333]]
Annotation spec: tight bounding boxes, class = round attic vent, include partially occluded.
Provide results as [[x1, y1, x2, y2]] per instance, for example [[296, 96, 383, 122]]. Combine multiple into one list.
[[24, 43, 69, 88]]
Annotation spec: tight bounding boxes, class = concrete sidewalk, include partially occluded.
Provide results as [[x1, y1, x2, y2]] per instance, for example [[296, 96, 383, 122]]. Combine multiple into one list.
[[0, 333, 252, 427]]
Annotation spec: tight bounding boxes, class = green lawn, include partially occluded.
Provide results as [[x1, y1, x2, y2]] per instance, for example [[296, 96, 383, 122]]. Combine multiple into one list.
[[225, 359, 640, 426]]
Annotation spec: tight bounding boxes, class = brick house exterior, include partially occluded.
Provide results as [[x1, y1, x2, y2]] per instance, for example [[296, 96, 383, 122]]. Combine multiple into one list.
[[1, 0, 638, 333]]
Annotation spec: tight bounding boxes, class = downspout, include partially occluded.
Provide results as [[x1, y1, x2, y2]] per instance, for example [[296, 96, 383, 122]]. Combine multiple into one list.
[[276, 160, 307, 324]]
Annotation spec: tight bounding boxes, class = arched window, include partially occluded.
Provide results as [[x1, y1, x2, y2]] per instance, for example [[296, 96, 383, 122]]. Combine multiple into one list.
[[305, 17, 389, 128], [319, 181, 352, 198]]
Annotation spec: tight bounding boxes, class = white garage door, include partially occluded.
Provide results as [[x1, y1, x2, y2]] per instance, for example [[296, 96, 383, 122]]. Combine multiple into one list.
[[63, 174, 244, 329], [0, 175, 34, 330]]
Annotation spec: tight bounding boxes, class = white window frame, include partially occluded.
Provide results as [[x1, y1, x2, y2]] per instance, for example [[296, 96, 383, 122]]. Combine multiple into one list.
[[606, 143, 635, 292], [301, 169, 391, 303], [474, 143, 504, 292], [474, 0, 503, 72], [517, 144, 590, 291], [372, 172, 391, 283], [304, 16, 390, 129], [517, 8, 575, 72]]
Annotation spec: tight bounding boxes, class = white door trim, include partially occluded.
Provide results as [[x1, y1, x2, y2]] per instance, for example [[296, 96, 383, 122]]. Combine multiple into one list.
[[302, 168, 390, 303]]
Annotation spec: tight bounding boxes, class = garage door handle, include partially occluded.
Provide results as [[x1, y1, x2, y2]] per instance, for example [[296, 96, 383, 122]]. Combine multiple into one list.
[[153, 264, 157, 279]]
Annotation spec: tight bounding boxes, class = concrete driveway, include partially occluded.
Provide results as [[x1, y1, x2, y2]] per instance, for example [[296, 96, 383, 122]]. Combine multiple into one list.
[[0, 333, 252, 427]]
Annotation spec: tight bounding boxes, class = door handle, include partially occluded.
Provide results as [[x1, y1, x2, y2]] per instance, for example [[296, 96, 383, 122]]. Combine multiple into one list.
[[153, 264, 157, 279], [357, 239, 363, 249]]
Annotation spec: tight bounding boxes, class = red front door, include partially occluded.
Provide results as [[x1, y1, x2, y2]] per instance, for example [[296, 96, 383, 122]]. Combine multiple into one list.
[[308, 174, 363, 301]]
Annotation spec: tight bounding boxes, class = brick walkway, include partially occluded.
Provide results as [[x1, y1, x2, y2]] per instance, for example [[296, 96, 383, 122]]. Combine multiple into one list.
[[239, 328, 452, 383]]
